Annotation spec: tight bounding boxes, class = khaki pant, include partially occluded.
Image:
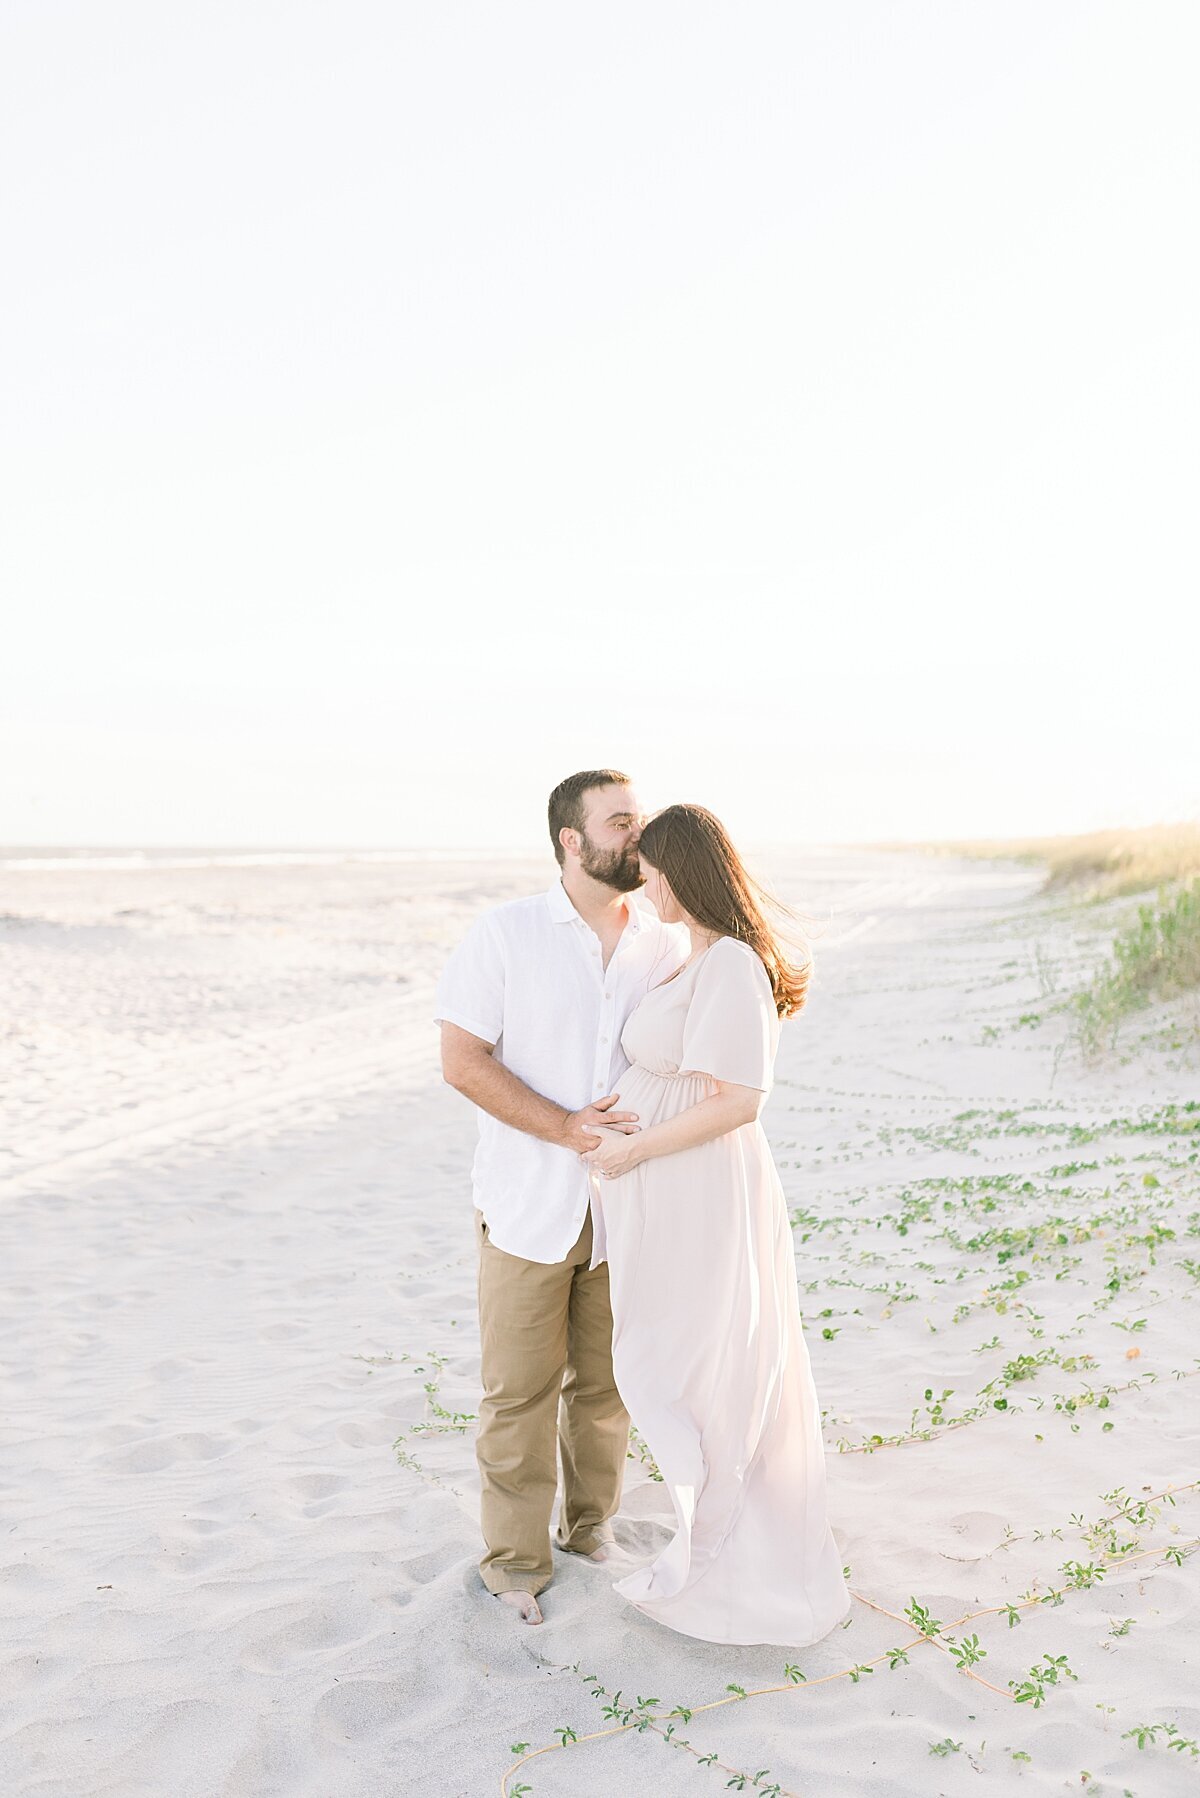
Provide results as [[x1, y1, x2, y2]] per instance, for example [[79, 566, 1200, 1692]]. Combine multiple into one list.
[[473, 1204, 629, 1596]]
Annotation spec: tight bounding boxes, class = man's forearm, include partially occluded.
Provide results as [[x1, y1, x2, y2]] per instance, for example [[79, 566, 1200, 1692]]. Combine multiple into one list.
[[451, 1055, 571, 1146]]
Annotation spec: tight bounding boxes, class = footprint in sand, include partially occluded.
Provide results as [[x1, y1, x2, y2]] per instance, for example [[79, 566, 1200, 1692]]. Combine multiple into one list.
[[941, 1510, 1009, 1562], [286, 1472, 348, 1499], [90, 1422, 149, 1450], [176, 1515, 229, 1536], [0, 1653, 65, 1690], [312, 1677, 399, 1743], [281, 1472, 350, 1516], [104, 1431, 235, 1473], [239, 1598, 370, 1675], [148, 1357, 195, 1383], [336, 1418, 398, 1450], [0, 1563, 49, 1594]]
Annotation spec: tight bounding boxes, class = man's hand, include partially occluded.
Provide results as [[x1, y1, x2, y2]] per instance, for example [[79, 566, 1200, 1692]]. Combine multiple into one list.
[[582, 1127, 644, 1181], [559, 1092, 640, 1154]]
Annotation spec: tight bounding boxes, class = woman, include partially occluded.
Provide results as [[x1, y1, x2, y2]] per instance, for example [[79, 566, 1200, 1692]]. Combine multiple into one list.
[[581, 803, 851, 1648]]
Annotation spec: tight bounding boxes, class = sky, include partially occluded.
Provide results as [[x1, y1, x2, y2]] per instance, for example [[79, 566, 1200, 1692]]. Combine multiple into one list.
[[3, 2, 1197, 851]]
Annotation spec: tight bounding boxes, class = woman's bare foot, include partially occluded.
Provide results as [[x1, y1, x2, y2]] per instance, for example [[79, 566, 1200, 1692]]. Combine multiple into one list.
[[496, 1589, 543, 1624]]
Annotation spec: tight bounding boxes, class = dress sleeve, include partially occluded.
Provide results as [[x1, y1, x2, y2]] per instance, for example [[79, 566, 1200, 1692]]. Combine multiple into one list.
[[433, 912, 505, 1045], [678, 940, 778, 1091]]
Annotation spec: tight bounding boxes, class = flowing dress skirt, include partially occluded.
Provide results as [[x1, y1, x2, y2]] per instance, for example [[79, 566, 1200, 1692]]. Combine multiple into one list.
[[590, 1064, 851, 1647]]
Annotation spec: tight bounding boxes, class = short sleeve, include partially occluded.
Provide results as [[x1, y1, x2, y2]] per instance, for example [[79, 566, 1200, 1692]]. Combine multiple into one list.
[[678, 940, 778, 1091], [433, 912, 505, 1045]]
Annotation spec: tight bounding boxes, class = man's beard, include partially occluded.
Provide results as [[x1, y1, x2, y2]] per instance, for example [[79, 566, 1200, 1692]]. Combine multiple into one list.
[[580, 834, 643, 893]]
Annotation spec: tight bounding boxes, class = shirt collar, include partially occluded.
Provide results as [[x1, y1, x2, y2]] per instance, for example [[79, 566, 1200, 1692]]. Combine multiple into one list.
[[544, 878, 645, 935], [545, 878, 580, 924]]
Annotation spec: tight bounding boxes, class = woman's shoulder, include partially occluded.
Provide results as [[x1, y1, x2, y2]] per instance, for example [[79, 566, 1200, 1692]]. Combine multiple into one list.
[[703, 936, 774, 993], [683, 937, 782, 1074], [709, 935, 766, 971], [712, 935, 756, 956]]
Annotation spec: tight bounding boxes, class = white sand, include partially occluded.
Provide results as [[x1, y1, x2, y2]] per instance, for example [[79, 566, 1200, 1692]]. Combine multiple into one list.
[[1, 847, 1197, 1797]]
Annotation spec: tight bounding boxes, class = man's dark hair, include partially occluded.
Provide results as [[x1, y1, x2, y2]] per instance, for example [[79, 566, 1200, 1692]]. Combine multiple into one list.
[[548, 769, 632, 867]]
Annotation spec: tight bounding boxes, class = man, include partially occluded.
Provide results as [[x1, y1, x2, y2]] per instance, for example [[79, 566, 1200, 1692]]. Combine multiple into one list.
[[433, 769, 690, 1625]]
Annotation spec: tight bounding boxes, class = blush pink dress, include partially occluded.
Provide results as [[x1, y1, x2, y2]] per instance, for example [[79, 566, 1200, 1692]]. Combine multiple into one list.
[[588, 935, 851, 1647]]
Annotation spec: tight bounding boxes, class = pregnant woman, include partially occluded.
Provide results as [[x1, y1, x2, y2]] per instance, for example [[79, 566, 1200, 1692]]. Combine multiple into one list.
[[581, 803, 851, 1648]]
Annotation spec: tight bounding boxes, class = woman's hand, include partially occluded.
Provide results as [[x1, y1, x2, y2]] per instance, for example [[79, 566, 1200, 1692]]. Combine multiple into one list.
[[581, 1126, 644, 1182]]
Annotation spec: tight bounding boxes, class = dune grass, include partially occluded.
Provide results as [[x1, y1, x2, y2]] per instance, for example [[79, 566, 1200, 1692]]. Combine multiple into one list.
[[1072, 877, 1200, 1056], [870, 819, 1200, 1057], [874, 818, 1200, 901]]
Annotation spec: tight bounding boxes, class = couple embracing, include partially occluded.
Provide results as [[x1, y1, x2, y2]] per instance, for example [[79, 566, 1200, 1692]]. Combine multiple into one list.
[[433, 769, 850, 1647]]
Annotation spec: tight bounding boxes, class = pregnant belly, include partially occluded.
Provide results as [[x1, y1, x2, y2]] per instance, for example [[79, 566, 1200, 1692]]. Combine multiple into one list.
[[611, 1064, 714, 1128], [588, 1064, 739, 1277]]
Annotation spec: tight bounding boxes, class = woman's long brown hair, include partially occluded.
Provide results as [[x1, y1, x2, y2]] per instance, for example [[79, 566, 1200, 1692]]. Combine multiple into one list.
[[637, 803, 813, 1018]]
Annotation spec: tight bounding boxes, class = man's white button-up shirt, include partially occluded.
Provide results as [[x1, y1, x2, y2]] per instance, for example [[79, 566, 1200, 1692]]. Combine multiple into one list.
[[434, 877, 690, 1264]]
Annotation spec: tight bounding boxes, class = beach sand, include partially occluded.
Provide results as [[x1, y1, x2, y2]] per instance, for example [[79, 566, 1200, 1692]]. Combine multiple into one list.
[[1, 847, 1197, 1796]]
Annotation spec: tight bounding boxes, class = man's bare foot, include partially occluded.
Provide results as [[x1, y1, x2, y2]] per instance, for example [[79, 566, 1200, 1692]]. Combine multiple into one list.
[[585, 1542, 634, 1569], [496, 1589, 543, 1624]]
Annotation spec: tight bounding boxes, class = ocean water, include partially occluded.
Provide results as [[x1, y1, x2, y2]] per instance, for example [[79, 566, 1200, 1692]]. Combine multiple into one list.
[[0, 845, 549, 872]]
